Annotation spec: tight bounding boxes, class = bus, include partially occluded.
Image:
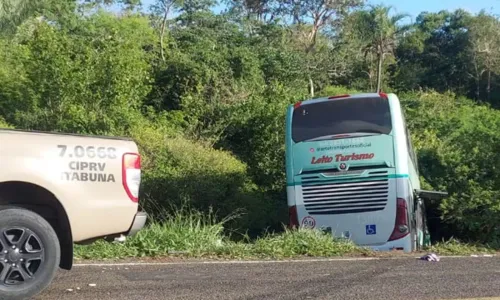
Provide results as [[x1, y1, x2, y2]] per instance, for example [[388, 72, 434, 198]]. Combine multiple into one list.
[[285, 92, 447, 252]]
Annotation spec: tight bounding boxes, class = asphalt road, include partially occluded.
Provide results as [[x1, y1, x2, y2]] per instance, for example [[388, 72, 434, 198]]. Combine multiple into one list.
[[36, 257, 500, 300]]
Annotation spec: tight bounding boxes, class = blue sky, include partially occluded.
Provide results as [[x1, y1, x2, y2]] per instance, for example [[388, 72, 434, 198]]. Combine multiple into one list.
[[136, 0, 500, 18], [371, 0, 499, 20]]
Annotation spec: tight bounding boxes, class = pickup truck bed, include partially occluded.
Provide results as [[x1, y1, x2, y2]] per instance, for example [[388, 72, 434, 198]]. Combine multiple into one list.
[[0, 129, 146, 299]]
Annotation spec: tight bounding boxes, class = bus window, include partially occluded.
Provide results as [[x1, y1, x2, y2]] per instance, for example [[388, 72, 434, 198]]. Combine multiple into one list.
[[292, 97, 392, 143], [401, 111, 419, 175]]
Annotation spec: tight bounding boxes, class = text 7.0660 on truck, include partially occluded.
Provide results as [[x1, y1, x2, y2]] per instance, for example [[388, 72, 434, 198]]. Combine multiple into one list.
[[0, 128, 147, 299]]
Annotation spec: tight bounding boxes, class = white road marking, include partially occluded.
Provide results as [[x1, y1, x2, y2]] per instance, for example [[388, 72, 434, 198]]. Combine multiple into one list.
[[73, 254, 496, 267], [443, 298, 500, 300]]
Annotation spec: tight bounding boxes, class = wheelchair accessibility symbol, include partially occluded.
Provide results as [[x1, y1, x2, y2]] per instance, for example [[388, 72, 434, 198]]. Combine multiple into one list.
[[365, 224, 377, 235]]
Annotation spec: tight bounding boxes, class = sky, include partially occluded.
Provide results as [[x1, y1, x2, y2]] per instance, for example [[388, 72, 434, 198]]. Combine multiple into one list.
[[371, 0, 500, 20], [135, 0, 500, 18]]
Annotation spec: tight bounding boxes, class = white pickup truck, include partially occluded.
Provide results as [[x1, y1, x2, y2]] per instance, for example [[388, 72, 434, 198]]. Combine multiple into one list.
[[0, 129, 147, 299]]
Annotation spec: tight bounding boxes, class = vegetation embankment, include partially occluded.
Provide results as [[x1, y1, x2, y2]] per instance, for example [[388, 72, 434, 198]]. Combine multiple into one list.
[[1, 0, 499, 258]]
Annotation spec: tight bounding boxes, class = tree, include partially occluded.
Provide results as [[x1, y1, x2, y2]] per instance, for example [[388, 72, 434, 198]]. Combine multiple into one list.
[[0, 0, 80, 37], [80, 0, 142, 10], [467, 11, 500, 100], [355, 5, 410, 92], [399, 10, 473, 97], [223, 0, 284, 23], [0, 11, 156, 134], [0, 0, 48, 35], [150, 0, 182, 61], [283, 0, 363, 97]]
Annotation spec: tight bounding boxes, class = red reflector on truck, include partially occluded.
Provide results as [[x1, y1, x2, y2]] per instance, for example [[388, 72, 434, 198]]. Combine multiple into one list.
[[388, 198, 409, 241], [122, 153, 141, 203]]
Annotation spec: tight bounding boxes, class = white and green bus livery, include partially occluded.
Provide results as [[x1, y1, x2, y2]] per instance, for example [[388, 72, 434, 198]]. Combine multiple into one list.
[[285, 92, 446, 252]]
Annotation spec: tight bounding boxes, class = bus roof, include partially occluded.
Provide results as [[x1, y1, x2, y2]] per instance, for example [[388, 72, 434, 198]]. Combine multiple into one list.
[[294, 92, 393, 108]]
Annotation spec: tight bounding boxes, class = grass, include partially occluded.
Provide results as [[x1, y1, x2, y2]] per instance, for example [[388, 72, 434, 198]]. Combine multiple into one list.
[[74, 223, 370, 260], [74, 206, 370, 260], [74, 206, 498, 261], [424, 238, 497, 256]]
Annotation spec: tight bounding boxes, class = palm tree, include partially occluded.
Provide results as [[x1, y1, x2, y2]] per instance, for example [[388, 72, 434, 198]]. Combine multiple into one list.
[[357, 5, 411, 92]]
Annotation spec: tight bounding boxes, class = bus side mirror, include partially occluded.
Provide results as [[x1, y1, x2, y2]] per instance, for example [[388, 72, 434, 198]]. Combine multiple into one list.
[[415, 189, 448, 201]]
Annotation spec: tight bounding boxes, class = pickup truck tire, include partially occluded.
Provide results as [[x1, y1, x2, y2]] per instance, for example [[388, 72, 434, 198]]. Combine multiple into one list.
[[0, 207, 61, 300]]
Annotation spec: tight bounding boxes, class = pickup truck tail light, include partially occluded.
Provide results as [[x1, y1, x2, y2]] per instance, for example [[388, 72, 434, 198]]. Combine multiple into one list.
[[122, 153, 141, 203]]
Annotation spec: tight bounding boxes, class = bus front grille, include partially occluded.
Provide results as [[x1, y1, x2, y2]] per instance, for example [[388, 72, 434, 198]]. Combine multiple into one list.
[[301, 171, 389, 215]]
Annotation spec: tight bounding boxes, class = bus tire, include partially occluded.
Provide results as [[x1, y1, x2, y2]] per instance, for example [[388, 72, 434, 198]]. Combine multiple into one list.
[[0, 207, 60, 300]]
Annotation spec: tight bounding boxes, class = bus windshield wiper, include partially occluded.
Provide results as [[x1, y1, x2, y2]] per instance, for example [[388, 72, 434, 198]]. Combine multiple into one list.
[[303, 132, 380, 142]]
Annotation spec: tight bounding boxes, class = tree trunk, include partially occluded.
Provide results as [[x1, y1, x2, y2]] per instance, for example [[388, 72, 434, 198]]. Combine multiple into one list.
[[160, 5, 170, 62], [473, 58, 480, 100], [487, 69, 491, 101], [476, 77, 480, 100], [376, 51, 383, 92]]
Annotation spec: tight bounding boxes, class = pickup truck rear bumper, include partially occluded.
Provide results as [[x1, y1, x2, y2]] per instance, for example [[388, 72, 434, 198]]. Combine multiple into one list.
[[126, 211, 147, 236]]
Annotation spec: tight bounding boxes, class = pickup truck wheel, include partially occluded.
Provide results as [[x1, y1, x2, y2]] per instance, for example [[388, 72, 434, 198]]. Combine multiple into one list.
[[0, 207, 60, 300]]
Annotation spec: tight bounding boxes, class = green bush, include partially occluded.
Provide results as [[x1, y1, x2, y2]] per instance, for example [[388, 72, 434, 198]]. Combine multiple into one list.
[[317, 85, 362, 97], [0, 117, 13, 129], [0, 12, 155, 136], [400, 90, 500, 244], [128, 121, 279, 234]]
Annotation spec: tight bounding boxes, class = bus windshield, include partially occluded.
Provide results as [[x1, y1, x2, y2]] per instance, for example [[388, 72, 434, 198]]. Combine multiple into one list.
[[291, 96, 392, 143]]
